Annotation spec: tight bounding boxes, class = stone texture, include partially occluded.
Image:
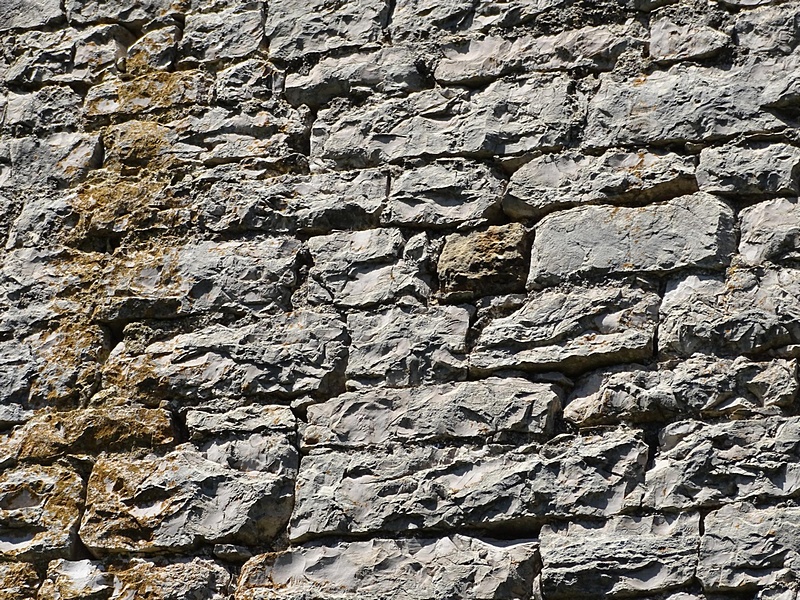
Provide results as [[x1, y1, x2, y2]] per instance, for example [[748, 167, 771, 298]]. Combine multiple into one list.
[[290, 429, 647, 541], [734, 3, 800, 54], [540, 513, 701, 599], [2, 133, 102, 188], [84, 71, 213, 116], [5, 86, 83, 132], [303, 378, 561, 448], [504, 149, 697, 220], [0, 463, 83, 561], [697, 143, 800, 196], [471, 281, 660, 375], [739, 198, 800, 265], [346, 305, 470, 386], [0, 0, 62, 31], [64, 0, 185, 26], [659, 267, 800, 357], [0, 562, 40, 600], [236, 535, 540, 600], [699, 503, 800, 592], [383, 159, 504, 228], [181, 4, 264, 62], [528, 193, 735, 287], [643, 417, 800, 510], [649, 18, 728, 63], [79, 447, 296, 555]]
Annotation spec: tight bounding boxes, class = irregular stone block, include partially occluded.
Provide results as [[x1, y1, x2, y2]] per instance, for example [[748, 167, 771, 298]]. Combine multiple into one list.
[[237, 535, 540, 600], [285, 47, 423, 108], [734, 3, 800, 54], [585, 59, 796, 147], [699, 502, 800, 592], [471, 281, 660, 375], [471, 0, 572, 30], [312, 74, 584, 169], [504, 149, 697, 220], [0, 464, 83, 561], [84, 70, 213, 116], [650, 18, 728, 63], [303, 378, 561, 448], [389, 0, 474, 40], [65, 0, 185, 26], [700, 142, 800, 197], [0, 562, 40, 600], [201, 169, 386, 235], [3, 133, 102, 188], [739, 198, 800, 265], [103, 311, 348, 405], [0, 0, 61, 31], [38, 559, 112, 599], [126, 26, 180, 75], [383, 159, 503, 228], [565, 356, 798, 427], [643, 417, 800, 510], [307, 228, 432, 308], [264, 0, 389, 62], [5, 86, 83, 131], [528, 193, 735, 287], [215, 59, 275, 103], [540, 513, 700, 599], [0, 407, 175, 467], [659, 267, 800, 356], [80, 447, 295, 555], [438, 223, 530, 300], [181, 4, 264, 62], [346, 305, 470, 386], [290, 429, 647, 541], [186, 405, 295, 441]]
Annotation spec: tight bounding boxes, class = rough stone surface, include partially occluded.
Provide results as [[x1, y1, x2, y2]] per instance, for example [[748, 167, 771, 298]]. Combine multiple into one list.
[[697, 143, 800, 196], [236, 535, 540, 600], [739, 198, 800, 265]]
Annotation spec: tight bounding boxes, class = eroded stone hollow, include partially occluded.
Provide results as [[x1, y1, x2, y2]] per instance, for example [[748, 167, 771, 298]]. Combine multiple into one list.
[[1, 0, 800, 598]]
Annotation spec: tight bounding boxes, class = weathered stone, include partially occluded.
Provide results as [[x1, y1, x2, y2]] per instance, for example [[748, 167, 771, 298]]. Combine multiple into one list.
[[438, 223, 530, 300], [0, 562, 40, 600], [303, 378, 561, 448], [540, 513, 700, 599], [739, 198, 800, 265], [5, 86, 83, 132], [3, 133, 102, 188], [699, 503, 800, 592], [643, 417, 800, 510], [650, 18, 728, 63], [126, 26, 180, 75], [264, 0, 389, 63], [565, 355, 798, 427], [186, 405, 295, 441], [504, 149, 697, 220], [0, 463, 83, 561], [585, 58, 797, 147], [659, 267, 800, 356], [80, 447, 295, 555], [0, 407, 175, 467], [346, 305, 470, 386], [38, 559, 112, 599], [237, 535, 540, 600], [697, 143, 800, 197], [181, 4, 264, 62], [65, 0, 186, 26], [312, 74, 584, 169], [389, 0, 474, 39], [383, 159, 503, 228], [307, 228, 432, 307], [0, 0, 61, 31], [471, 281, 660, 375], [471, 0, 572, 30], [290, 428, 647, 541], [103, 311, 348, 405], [201, 169, 386, 234], [528, 193, 735, 287], [285, 47, 423, 108], [215, 59, 274, 103], [84, 70, 213, 116], [734, 3, 800, 54]]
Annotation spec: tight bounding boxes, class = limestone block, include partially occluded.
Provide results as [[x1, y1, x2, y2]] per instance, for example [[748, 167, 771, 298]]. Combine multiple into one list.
[[734, 3, 800, 54], [65, 0, 186, 26], [346, 305, 470, 386], [383, 159, 503, 228], [643, 417, 800, 510], [650, 18, 728, 63], [264, 0, 389, 62], [303, 378, 561, 448], [739, 198, 800, 265], [79, 447, 295, 555], [3, 133, 102, 188], [215, 59, 275, 103], [285, 47, 423, 108], [103, 311, 348, 405], [0, 562, 40, 600], [85, 71, 213, 116], [0, 464, 83, 561], [540, 513, 700, 599], [438, 223, 530, 300], [185, 406, 295, 442], [697, 143, 800, 196], [659, 267, 800, 356], [307, 228, 432, 307], [504, 149, 697, 220], [126, 26, 180, 75], [389, 0, 474, 39], [181, 4, 264, 62], [5, 86, 83, 131], [0, 0, 61, 31], [236, 535, 540, 600], [528, 193, 735, 287], [699, 503, 800, 591], [470, 281, 660, 375]]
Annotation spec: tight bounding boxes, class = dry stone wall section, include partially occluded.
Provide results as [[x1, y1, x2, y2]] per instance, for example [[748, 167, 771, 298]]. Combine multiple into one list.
[[1, 0, 800, 598]]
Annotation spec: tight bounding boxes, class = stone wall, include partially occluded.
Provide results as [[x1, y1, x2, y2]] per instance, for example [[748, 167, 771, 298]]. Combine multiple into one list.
[[2, 0, 800, 598]]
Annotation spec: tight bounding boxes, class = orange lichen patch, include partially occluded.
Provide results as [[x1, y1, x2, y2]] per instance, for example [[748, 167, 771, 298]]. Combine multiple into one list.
[[2, 406, 175, 463], [103, 120, 177, 170], [27, 321, 111, 409], [0, 562, 40, 600], [105, 558, 232, 600], [85, 70, 213, 116]]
